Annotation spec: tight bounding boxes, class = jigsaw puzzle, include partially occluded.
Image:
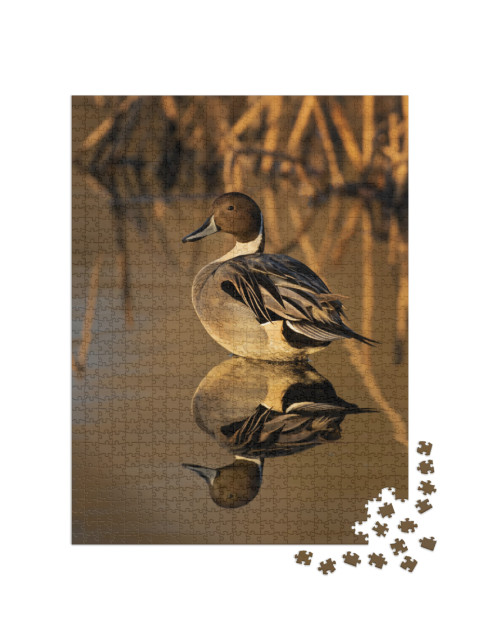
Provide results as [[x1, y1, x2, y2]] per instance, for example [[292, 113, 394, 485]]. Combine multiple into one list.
[[72, 96, 408, 544], [343, 464, 436, 572]]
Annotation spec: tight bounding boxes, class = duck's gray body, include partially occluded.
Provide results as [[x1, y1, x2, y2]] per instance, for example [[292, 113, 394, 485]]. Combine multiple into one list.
[[192, 253, 354, 361]]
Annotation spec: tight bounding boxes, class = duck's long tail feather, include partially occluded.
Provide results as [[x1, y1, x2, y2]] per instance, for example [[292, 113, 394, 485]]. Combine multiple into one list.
[[286, 320, 379, 346]]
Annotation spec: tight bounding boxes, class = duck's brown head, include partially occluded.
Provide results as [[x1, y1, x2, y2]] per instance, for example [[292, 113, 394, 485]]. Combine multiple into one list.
[[182, 192, 262, 244]]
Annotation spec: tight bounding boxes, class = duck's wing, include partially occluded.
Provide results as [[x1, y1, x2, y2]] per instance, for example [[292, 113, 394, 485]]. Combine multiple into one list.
[[215, 254, 351, 341], [216, 254, 378, 345], [219, 404, 342, 458]]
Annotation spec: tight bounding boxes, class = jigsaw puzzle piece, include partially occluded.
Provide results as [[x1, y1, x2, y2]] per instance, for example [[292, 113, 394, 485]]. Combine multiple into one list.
[[318, 558, 336, 574], [377, 502, 395, 518], [418, 480, 437, 495], [368, 553, 387, 569], [415, 498, 433, 514], [400, 556, 418, 572], [419, 536, 437, 551], [390, 538, 408, 555], [294, 550, 313, 565], [417, 460, 434, 474], [417, 441, 432, 455], [343, 552, 361, 567]]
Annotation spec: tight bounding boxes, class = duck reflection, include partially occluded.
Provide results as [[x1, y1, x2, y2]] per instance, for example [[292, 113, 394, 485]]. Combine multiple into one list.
[[183, 358, 373, 508]]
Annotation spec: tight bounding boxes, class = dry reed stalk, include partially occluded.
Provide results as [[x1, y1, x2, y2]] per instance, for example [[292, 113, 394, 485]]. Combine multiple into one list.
[[328, 98, 364, 171], [153, 201, 165, 221], [362, 96, 375, 165], [230, 96, 266, 138], [401, 96, 409, 165], [294, 163, 315, 196], [232, 154, 244, 191], [161, 96, 179, 121], [361, 208, 374, 363], [74, 254, 104, 372], [223, 148, 236, 191], [311, 97, 344, 187], [382, 112, 401, 164], [331, 198, 361, 264], [117, 251, 133, 327], [261, 96, 283, 172], [344, 341, 408, 447], [280, 96, 313, 173], [82, 96, 138, 150], [179, 102, 195, 132], [287, 203, 318, 270], [387, 215, 399, 265], [261, 187, 282, 252], [85, 174, 111, 200], [315, 195, 341, 274]]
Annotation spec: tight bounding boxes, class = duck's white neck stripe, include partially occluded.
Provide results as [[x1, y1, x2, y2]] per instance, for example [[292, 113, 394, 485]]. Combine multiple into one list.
[[214, 216, 264, 263]]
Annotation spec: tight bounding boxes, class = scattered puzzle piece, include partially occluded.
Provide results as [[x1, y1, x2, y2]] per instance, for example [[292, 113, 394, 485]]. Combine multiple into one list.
[[418, 480, 437, 495], [318, 558, 336, 574], [377, 502, 395, 519], [400, 556, 418, 572], [415, 498, 433, 514], [390, 538, 408, 555], [398, 518, 418, 533], [368, 553, 388, 569], [417, 460, 434, 474], [372, 521, 389, 537], [419, 537, 437, 551], [295, 551, 313, 565], [343, 552, 361, 567], [417, 441, 432, 455]]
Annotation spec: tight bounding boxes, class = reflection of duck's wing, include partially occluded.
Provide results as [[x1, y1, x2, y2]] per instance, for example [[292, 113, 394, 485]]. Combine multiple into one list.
[[219, 402, 370, 458]]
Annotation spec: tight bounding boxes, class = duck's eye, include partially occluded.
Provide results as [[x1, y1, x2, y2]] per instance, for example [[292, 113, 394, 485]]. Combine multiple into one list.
[[227, 205, 234, 211]]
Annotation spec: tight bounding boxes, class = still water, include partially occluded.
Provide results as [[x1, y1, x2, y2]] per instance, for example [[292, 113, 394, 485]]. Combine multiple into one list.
[[72, 162, 407, 543]]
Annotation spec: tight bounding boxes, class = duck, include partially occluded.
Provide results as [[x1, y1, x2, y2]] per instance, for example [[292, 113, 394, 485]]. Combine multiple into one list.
[[182, 192, 376, 361], [183, 356, 374, 508]]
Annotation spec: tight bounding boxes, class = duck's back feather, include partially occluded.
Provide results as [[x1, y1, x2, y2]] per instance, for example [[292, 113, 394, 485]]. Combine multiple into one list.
[[213, 254, 348, 342]]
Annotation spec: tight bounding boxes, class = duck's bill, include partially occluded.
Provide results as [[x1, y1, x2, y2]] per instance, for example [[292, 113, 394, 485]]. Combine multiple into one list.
[[182, 463, 217, 483], [182, 216, 219, 243]]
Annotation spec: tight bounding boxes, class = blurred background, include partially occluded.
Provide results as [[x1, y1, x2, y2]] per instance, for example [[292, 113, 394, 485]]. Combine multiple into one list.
[[72, 96, 408, 543]]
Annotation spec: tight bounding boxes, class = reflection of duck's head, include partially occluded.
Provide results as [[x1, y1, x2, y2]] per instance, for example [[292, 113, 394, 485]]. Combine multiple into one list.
[[183, 458, 263, 509]]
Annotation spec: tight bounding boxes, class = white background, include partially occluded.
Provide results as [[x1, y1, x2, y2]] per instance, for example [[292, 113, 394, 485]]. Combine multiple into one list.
[[1, 1, 479, 638]]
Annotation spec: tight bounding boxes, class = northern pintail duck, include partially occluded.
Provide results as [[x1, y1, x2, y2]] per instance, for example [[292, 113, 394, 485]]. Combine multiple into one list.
[[183, 357, 373, 508], [182, 192, 376, 361]]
